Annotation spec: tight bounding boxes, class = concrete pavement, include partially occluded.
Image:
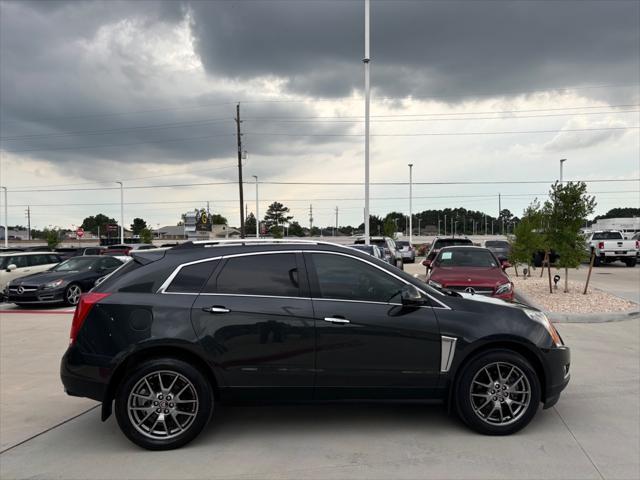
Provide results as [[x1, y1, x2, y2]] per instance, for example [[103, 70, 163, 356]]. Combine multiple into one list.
[[0, 310, 637, 479]]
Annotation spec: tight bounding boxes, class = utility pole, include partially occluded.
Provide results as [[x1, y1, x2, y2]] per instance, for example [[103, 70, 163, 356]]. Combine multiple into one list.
[[484, 214, 487, 236], [408, 163, 413, 245], [1, 186, 7, 248], [25, 206, 31, 240], [560, 158, 566, 184], [363, 0, 371, 245], [252, 175, 259, 238], [235, 103, 245, 238], [451, 217, 454, 238], [444, 214, 447, 236], [418, 218, 421, 237], [335, 206, 338, 236], [309, 204, 313, 235], [115, 181, 124, 244]]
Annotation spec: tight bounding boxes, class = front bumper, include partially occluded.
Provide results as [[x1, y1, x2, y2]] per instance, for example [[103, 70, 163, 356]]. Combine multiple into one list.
[[6, 286, 66, 304], [541, 345, 571, 409]]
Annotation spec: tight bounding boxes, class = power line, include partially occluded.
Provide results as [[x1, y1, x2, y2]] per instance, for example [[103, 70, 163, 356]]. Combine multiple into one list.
[[4, 104, 636, 143], [0, 117, 232, 141], [8, 190, 638, 208], [3, 132, 235, 153], [245, 126, 639, 137], [9, 178, 640, 193]]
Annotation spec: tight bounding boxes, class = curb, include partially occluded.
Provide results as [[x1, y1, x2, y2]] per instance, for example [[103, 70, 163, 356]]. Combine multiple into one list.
[[514, 291, 640, 324]]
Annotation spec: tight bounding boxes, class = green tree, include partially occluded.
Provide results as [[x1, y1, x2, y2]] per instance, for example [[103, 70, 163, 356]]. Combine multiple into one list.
[[263, 202, 293, 230], [43, 228, 61, 249], [139, 228, 153, 244], [244, 213, 256, 233], [130, 217, 147, 235], [80, 213, 117, 236], [288, 221, 305, 237], [543, 182, 596, 292], [211, 213, 227, 225], [383, 218, 396, 238], [510, 200, 544, 276]]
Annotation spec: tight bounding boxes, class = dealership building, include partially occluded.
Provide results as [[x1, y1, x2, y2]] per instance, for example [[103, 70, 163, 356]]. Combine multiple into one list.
[[589, 217, 640, 235]]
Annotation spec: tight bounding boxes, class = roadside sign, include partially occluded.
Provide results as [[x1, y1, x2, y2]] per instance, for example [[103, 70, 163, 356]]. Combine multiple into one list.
[[76, 227, 84, 238]]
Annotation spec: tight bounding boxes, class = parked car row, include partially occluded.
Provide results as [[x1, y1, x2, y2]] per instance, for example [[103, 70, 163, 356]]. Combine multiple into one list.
[[585, 230, 638, 267]]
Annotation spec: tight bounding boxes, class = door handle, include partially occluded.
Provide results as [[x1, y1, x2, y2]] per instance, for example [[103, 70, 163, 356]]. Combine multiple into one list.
[[323, 317, 350, 324], [203, 306, 230, 314]]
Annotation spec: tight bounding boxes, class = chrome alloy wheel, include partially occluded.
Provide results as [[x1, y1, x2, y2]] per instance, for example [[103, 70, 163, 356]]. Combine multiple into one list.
[[127, 370, 199, 440], [66, 284, 82, 305], [469, 362, 531, 426]]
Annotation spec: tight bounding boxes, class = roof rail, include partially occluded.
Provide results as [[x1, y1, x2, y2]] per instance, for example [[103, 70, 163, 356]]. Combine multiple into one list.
[[180, 238, 347, 248]]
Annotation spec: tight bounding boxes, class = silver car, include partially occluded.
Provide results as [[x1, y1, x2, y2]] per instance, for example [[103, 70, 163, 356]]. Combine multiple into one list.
[[395, 240, 416, 263]]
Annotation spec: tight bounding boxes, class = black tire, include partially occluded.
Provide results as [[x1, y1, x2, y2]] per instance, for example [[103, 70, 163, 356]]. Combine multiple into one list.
[[593, 256, 601, 267], [455, 350, 541, 436], [625, 258, 637, 267], [64, 283, 82, 306], [115, 358, 213, 450]]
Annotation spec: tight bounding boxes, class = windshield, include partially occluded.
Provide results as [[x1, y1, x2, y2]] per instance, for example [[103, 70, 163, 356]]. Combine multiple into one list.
[[436, 249, 498, 268], [350, 245, 373, 254], [434, 238, 473, 248], [52, 257, 97, 272], [396, 241, 409, 247], [592, 232, 623, 240], [485, 241, 509, 248]]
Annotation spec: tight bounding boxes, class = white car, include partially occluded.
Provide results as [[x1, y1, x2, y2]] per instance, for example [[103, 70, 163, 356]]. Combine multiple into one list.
[[0, 251, 63, 292]]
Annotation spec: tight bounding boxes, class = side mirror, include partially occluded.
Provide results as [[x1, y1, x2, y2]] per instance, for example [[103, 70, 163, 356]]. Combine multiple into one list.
[[6, 264, 17, 272], [401, 284, 425, 306], [501, 260, 511, 270], [422, 258, 432, 269]]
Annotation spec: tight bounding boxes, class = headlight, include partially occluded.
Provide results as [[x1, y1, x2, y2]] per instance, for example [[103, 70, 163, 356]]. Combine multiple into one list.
[[524, 309, 563, 347], [428, 279, 443, 289], [44, 279, 64, 289], [495, 282, 512, 295]]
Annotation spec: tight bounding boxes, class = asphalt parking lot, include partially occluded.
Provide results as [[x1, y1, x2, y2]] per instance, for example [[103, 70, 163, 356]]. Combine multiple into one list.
[[1, 302, 638, 479]]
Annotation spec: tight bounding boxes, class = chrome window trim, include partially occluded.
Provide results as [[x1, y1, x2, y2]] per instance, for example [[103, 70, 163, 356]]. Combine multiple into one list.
[[157, 255, 223, 293], [198, 292, 310, 301], [440, 336, 458, 373], [157, 248, 451, 310]]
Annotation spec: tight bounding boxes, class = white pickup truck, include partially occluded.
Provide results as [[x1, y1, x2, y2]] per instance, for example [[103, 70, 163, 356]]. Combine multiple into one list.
[[586, 231, 638, 267]]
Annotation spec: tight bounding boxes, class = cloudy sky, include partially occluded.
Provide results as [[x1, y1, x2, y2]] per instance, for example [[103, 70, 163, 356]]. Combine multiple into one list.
[[1, 0, 638, 231]]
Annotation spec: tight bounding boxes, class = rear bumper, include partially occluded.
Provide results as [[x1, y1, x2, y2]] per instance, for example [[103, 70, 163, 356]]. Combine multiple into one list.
[[60, 347, 109, 402]]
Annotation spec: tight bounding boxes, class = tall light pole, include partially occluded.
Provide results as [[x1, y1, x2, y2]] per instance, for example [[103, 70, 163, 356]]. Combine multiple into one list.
[[252, 175, 259, 238], [363, 0, 371, 245], [560, 158, 566, 184], [115, 181, 124, 244], [444, 214, 447, 236], [1, 186, 7, 248], [408, 163, 413, 244]]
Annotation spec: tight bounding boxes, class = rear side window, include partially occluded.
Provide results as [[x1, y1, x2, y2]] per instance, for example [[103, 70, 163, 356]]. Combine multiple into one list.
[[166, 261, 217, 293], [5, 255, 28, 268], [592, 232, 623, 240], [28, 254, 53, 266], [207, 253, 299, 297]]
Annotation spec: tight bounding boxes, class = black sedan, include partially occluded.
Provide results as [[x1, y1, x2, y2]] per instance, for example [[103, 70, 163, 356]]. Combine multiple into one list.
[[6, 255, 123, 306], [61, 241, 569, 450]]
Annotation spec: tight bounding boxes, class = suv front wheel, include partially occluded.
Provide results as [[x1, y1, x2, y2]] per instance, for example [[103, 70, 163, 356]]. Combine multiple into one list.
[[115, 358, 213, 450], [455, 350, 541, 435]]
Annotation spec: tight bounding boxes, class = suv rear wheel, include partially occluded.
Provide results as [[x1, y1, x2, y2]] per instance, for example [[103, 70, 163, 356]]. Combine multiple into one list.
[[115, 358, 213, 450], [455, 350, 541, 435]]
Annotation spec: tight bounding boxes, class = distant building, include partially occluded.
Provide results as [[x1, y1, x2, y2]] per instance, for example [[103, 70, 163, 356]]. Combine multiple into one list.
[[0, 226, 29, 240], [154, 224, 240, 241], [589, 217, 640, 234]]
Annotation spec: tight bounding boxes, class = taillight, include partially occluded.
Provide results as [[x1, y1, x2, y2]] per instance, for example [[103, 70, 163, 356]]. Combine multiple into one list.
[[598, 242, 605, 249], [69, 292, 111, 345], [636, 240, 639, 250]]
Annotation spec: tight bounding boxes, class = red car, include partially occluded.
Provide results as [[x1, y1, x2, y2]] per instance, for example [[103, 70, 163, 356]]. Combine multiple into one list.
[[424, 245, 514, 301]]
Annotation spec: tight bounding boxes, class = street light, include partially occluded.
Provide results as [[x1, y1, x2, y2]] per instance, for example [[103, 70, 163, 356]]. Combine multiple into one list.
[[408, 163, 413, 245], [363, 0, 371, 245], [560, 158, 566, 184], [115, 181, 124, 244], [1, 186, 7, 248], [252, 175, 259, 238]]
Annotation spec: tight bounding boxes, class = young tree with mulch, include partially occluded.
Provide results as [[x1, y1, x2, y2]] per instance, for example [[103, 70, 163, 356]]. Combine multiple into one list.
[[510, 200, 544, 277], [542, 182, 596, 293]]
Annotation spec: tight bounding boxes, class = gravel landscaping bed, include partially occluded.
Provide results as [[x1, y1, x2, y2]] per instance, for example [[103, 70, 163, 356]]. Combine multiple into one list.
[[512, 274, 637, 314]]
